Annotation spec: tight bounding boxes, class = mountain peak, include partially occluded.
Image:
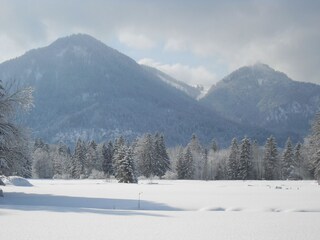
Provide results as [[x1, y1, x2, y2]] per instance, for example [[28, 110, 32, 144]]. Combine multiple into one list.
[[46, 33, 116, 56], [201, 63, 320, 144], [50, 33, 104, 47], [221, 63, 290, 86], [251, 62, 274, 72], [236, 62, 276, 75]]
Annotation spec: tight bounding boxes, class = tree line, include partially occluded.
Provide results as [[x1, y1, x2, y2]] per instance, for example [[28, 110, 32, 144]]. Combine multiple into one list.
[[31, 133, 170, 183], [29, 126, 319, 183]]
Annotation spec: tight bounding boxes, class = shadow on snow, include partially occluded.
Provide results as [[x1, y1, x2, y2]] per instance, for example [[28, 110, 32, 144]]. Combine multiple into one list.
[[0, 192, 180, 216]]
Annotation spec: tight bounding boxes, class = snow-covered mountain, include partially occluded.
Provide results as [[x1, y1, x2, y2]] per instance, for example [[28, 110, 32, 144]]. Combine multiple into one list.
[[0, 34, 269, 146], [201, 63, 320, 138], [141, 65, 202, 99]]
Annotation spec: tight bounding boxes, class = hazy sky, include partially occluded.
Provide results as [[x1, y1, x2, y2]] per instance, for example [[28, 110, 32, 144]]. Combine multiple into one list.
[[1, 0, 319, 89]]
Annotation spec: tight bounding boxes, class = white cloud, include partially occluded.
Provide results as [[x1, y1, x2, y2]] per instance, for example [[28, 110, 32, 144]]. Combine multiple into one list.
[[139, 58, 217, 89], [0, 35, 31, 63], [1, 1, 320, 84], [118, 31, 156, 50], [164, 39, 187, 52]]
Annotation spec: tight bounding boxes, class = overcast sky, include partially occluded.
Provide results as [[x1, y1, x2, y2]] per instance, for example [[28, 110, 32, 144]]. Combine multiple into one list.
[[1, 0, 319, 89]]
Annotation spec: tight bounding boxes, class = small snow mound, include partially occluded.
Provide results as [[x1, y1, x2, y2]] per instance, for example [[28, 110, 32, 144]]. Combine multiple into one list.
[[226, 207, 243, 212], [1, 176, 33, 187], [199, 207, 225, 212]]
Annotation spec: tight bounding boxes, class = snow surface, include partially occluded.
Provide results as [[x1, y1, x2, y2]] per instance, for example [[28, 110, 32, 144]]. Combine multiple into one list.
[[1, 180, 320, 240]]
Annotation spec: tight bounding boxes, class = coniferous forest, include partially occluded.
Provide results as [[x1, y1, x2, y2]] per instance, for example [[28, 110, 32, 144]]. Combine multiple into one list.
[[26, 129, 319, 183]]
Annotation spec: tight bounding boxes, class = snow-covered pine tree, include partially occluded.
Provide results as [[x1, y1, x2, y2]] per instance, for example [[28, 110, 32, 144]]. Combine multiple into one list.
[[84, 140, 98, 176], [238, 137, 253, 180], [263, 136, 279, 180], [20, 151, 32, 178], [281, 137, 294, 180], [114, 144, 126, 180], [293, 142, 303, 178], [176, 148, 186, 179], [71, 139, 86, 178], [153, 134, 170, 178], [227, 138, 239, 180], [252, 140, 262, 180], [184, 146, 195, 179], [114, 136, 125, 152], [53, 142, 71, 178], [102, 141, 114, 178], [136, 134, 155, 178], [308, 113, 320, 182], [202, 149, 209, 180], [112, 136, 125, 177], [187, 134, 205, 179], [52, 142, 64, 177], [116, 146, 137, 183], [314, 151, 320, 183]]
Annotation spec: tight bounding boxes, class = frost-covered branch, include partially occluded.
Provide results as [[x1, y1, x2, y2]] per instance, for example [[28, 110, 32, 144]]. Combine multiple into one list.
[[0, 80, 33, 176]]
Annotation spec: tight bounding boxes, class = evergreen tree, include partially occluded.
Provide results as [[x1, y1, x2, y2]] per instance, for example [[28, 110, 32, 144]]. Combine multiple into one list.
[[187, 134, 205, 179], [112, 136, 125, 176], [251, 140, 262, 180], [184, 147, 195, 179], [202, 149, 209, 180], [116, 146, 137, 183], [113, 144, 126, 180], [52, 142, 67, 177], [153, 134, 170, 178], [176, 148, 186, 179], [263, 136, 279, 180], [102, 141, 114, 177], [54, 142, 71, 178], [308, 113, 320, 182], [281, 137, 294, 180], [293, 142, 303, 178], [71, 139, 86, 178], [314, 150, 320, 182], [227, 138, 239, 180], [136, 134, 155, 178], [238, 137, 253, 180], [85, 140, 98, 176], [21, 154, 32, 178]]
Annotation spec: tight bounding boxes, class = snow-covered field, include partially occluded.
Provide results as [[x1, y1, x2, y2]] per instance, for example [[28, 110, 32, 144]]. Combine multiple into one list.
[[1, 179, 320, 240]]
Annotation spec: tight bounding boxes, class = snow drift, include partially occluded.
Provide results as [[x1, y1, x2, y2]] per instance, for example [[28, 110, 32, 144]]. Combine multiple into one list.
[[0, 176, 33, 187]]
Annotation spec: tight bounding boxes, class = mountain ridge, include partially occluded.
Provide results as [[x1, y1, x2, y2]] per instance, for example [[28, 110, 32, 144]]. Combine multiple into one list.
[[0, 34, 273, 147], [201, 63, 320, 138]]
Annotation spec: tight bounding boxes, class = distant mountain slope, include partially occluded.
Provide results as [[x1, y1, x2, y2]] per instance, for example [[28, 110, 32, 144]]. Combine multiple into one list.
[[201, 63, 320, 138], [141, 65, 202, 99], [0, 34, 270, 146]]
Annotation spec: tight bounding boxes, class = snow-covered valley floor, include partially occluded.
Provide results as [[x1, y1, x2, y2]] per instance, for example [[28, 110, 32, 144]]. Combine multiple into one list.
[[1, 179, 320, 240]]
